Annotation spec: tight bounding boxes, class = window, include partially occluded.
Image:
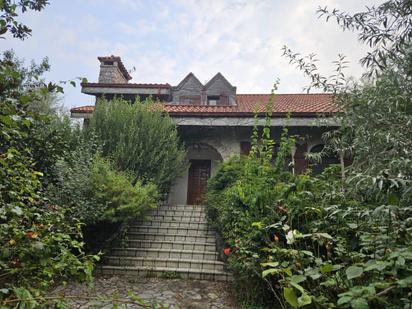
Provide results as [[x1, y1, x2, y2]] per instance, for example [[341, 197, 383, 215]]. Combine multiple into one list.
[[103, 61, 114, 65], [207, 95, 230, 106], [207, 95, 220, 106], [180, 96, 201, 105]]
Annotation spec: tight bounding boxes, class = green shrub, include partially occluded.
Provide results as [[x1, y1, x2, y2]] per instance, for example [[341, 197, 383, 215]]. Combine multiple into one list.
[[30, 114, 85, 186], [207, 96, 412, 308], [47, 151, 158, 225], [90, 156, 158, 223], [89, 98, 186, 195], [208, 153, 412, 308], [0, 97, 97, 305]]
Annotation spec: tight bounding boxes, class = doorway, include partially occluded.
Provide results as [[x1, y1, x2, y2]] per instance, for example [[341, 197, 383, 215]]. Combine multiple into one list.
[[187, 160, 211, 205]]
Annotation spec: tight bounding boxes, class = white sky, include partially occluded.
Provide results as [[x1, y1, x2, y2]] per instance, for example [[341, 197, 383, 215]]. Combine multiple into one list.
[[2, 0, 384, 109]]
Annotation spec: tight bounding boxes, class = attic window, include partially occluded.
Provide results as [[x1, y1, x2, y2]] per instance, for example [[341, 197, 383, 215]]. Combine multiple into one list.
[[208, 95, 229, 106], [180, 96, 201, 105], [207, 95, 220, 106], [103, 61, 114, 65]]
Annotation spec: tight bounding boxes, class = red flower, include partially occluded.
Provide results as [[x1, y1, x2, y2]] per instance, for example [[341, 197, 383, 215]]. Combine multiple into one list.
[[25, 231, 38, 239], [223, 248, 231, 255]]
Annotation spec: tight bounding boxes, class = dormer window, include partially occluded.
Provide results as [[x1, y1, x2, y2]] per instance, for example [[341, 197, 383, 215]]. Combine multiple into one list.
[[180, 95, 201, 105], [207, 95, 220, 106], [207, 95, 229, 106]]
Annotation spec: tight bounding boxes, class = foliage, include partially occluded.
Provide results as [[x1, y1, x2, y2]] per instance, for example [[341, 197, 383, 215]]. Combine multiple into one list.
[[342, 49, 412, 184], [208, 131, 412, 308], [89, 98, 186, 195], [0, 50, 51, 97], [317, 0, 412, 76], [207, 68, 412, 308], [90, 156, 158, 223], [0, 28, 99, 306], [0, 84, 97, 306], [0, 0, 49, 39], [30, 114, 85, 185], [0, 3, 161, 307], [43, 142, 99, 225], [209, 2, 412, 308], [207, 94, 297, 307]]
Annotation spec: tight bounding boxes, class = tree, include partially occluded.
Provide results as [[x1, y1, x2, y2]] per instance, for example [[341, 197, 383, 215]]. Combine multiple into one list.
[[89, 98, 186, 195], [282, 1, 412, 195], [318, 0, 412, 76], [0, 54, 97, 306], [0, 0, 49, 40], [0, 2, 100, 306]]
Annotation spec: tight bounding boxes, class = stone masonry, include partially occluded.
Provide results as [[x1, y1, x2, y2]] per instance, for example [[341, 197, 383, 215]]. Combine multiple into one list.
[[98, 204, 232, 281], [97, 56, 131, 84]]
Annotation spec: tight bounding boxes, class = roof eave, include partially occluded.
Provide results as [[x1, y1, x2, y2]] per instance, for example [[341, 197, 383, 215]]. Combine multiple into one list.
[[166, 111, 337, 118]]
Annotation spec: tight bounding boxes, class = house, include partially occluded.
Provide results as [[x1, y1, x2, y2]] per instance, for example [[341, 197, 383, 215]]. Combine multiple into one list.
[[71, 55, 340, 206]]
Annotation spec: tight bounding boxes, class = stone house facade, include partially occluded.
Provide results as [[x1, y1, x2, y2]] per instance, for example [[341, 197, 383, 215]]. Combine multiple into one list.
[[71, 55, 340, 205]]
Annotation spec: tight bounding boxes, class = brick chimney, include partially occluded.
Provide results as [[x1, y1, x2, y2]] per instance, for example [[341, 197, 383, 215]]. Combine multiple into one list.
[[97, 55, 132, 84]]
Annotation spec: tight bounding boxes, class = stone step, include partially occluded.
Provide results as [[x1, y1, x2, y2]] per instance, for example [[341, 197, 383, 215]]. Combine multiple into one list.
[[110, 247, 218, 260], [154, 205, 206, 212], [125, 232, 216, 243], [104, 256, 225, 272], [98, 265, 232, 282], [148, 209, 206, 217], [120, 239, 216, 251], [146, 214, 207, 222], [100, 204, 230, 282], [131, 220, 208, 229], [127, 226, 215, 236]]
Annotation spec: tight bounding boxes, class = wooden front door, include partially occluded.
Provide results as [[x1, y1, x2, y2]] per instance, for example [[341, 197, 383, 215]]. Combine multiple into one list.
[[187, 160, 211, 205]]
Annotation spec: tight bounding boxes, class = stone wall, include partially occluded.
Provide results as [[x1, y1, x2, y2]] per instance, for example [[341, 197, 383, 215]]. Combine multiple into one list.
[[98, 62, 128, 84]]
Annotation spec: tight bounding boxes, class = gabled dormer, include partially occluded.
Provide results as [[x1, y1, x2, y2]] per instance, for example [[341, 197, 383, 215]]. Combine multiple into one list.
[[172, 73, 203, 105], [203, 73, 236, 106]]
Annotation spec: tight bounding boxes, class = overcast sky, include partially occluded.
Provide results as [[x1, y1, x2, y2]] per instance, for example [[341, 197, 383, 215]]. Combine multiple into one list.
[[3, 0, 383, 109]]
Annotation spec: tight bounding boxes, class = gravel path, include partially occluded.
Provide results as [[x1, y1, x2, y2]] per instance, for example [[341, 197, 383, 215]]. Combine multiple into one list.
[[51, 275, 237, 308]]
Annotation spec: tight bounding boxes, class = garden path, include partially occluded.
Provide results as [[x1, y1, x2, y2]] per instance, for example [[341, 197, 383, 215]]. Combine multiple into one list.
[[52, 275, 237, 308]]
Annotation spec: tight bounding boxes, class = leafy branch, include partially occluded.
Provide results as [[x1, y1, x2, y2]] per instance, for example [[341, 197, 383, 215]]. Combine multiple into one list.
[[317, 0, 412, 76]]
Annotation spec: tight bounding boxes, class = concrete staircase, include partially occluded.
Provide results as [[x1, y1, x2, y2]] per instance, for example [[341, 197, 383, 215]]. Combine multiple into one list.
[[99, 204, 232, 281]]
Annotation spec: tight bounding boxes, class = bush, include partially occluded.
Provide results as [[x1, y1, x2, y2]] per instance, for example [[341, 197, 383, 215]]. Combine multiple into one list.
[[208, 152, 412, 308], [207, 112, 412, 308], [0, 98, 97, 305], [89, 98, 186, 195], [47, 150, 158, 225], [90, 156, 158, 223], [30, 114, 84, 186]]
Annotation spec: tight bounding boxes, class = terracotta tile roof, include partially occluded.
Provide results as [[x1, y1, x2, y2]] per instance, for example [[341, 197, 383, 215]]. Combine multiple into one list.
[[71, 105, 95, 113], [70, 93, 338, 117], [81, 82, 171, 89], [98, 55, 132, 80]]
